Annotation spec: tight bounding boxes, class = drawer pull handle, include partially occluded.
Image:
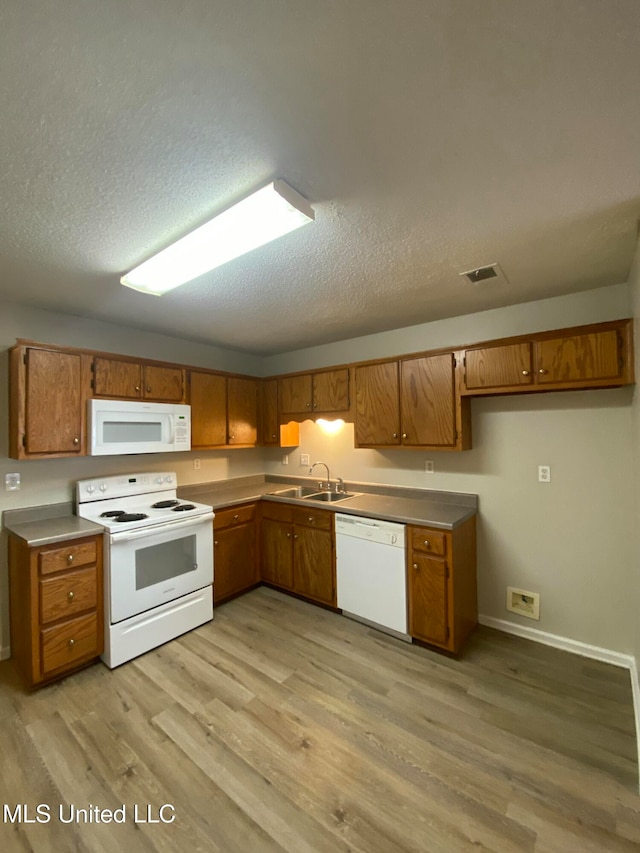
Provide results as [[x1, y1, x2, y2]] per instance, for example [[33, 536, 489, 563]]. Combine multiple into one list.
[[67, 554, 74, 562], [68, 638, 75, 647], [233, 514, 239, 520], [68, 591, 74, 601], [308, 516, 314, 523]]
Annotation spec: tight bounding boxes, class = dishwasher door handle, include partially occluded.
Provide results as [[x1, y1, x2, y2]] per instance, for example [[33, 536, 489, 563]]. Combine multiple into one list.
[[355, 520, 380, 528]]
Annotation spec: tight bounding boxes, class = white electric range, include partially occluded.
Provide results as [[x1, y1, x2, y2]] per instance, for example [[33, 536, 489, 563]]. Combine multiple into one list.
[[76, 472, 214, 668]]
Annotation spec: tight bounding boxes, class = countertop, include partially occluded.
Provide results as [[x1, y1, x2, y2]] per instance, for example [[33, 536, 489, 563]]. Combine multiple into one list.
[[180, 476, 477, 529], [2, 476, 477, 547]]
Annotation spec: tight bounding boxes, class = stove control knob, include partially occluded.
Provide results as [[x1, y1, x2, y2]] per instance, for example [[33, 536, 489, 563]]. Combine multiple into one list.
[[155, 477, 164, 484], [86, 485, 96, 494], [164, 476, 173, 483], [99, 483, 108, 492]]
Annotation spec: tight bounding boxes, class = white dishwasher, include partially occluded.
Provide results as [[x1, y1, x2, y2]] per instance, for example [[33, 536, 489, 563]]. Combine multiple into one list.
[[335, 513, 409, 639]]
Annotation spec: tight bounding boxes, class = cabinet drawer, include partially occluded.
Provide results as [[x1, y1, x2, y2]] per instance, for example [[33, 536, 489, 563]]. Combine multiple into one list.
[[39, 539, 98, 575], [262, 502, 294, 523], [40, 612, 100, 676], [293, 507, 333, 531], [39, 567, 97, 625], [214, 504, 257, 530], [409, 527, 447, 557]]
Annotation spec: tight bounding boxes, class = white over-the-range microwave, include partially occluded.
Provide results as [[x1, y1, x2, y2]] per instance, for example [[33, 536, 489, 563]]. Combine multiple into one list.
[[89, 399, 191, 455]]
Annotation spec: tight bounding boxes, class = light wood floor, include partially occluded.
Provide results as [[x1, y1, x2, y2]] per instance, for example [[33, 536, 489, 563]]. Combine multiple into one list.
[[1, 586, 639, 852]]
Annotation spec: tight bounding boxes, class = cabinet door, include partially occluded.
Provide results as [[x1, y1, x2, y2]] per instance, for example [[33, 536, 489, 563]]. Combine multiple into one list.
[[214, 523, 257, 603], [25, 348, 83, 454], [228, 377, 258, 445], [93, 357, 142, 398], [143, 365, 184, 401], [534, 330, 621, 385], [409, 554, 449, 647], [312, 369, 350, 412], [400, 354, 456, 447], [464, 343, 532, 391], [189, 371, 227, 447], [294, 526, 334, 605], [279, 374, 313, 415], [261, 519, 294, 589], [354, 362, 400, 446], [260, 379, 279, 445]]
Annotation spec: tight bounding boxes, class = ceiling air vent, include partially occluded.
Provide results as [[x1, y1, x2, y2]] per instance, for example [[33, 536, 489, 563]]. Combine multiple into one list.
[[459, 263, 508, 286]]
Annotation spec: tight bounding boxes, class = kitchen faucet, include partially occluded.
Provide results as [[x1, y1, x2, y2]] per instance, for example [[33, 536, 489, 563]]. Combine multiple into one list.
[[309, 461, 331, 491]]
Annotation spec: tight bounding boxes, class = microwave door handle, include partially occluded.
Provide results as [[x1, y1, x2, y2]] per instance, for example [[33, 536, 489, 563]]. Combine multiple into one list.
[[110, 512, 214, 543]]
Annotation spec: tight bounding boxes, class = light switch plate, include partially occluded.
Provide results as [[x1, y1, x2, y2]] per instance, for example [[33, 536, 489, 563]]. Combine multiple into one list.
[[5, 473, 21, 491]]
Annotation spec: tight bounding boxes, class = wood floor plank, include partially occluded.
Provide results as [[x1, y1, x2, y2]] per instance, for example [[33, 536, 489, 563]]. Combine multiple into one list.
[[1, 586, 639, 852]]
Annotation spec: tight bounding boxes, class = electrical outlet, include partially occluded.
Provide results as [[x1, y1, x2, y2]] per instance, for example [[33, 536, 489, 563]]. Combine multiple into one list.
[[425, 460, 434, 474], [282, 455, 289, 465], [300, 454, 310, 466], [506, 586, 540, 620], [5, 473, 21, 491], [193, 458, 201, 470], [538, 465, 551, 483]]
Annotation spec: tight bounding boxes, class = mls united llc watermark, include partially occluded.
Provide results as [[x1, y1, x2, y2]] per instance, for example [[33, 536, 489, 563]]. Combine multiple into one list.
[[3, 803, 176, 825]]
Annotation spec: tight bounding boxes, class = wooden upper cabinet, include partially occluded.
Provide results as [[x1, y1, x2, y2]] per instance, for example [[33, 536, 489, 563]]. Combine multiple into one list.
[[464, 343, 533, 391], [279, 368, 350, 416], [279, 374, 313, 415], [355, 361, 400, 446], [400, 354, 457, 447], [189, 371, 227, 447], [260, 379, 280, 445], [312, 368, 350, 413], [534, 330, 622, 385], [93, 357, 184, 402], [461, 320, 633, 395], [19, 348, 84, 456], [228, 377, 258, 445]]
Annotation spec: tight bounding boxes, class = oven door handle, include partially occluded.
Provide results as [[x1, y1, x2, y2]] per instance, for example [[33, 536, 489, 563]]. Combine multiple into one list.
[[109, 512, 215, 543]]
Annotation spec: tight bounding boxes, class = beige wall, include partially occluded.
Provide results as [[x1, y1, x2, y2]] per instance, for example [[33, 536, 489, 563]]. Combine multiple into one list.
[[0, 301, 264, 655], [266, 284, 637, 654]]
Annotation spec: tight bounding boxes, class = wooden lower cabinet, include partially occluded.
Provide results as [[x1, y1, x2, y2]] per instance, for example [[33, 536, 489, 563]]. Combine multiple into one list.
[[261, 503, 336, 606], [213, 504, 259, 604], [407, 517, 477, 654], [8, 533, 104, 689]]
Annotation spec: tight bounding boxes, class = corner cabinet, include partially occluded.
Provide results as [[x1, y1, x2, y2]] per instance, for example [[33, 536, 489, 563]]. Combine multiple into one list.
[[261, 502, 336, 606], [213, 504, 259, 604], [259, 379, 300, 448], [354, 354, 470, 450], [461, 319, 634, 396], [188, 371, 258, 448], [8, 534, 104, 689], [407, 517, 477, 654], [9, 344, 92, 459]]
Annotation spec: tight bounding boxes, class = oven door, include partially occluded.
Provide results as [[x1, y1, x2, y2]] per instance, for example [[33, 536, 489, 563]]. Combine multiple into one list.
[[108, 513, 214, 623]]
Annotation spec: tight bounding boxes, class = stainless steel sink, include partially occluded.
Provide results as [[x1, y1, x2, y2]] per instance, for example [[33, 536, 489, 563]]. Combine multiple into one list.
[[302, 491, 360, 503], [269, 486, 324, 499]]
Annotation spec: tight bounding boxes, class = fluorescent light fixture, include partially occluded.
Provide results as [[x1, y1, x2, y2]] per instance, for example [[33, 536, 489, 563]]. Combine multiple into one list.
[[121, 179, 314, 296]]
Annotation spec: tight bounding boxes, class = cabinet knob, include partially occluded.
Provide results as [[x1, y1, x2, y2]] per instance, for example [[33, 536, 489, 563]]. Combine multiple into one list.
[[73, 437, 79, 445], [308, 516, 314, 523], [313, 402, 317, 409], [286, 532, 291, 539], [135, 385, 140, 391], [146, 386, 151, 393], [68, 638, 75, 647], [305, 402, 310, 408], [402, 433, 407, 439], [294, 534, 298, 540], [67, 554, 74, 562], [392, 433, 398, 439], [522, 370, 530, 376], [272, 433, 277, 439], [233, 514, 239, 520], [538, 368, 547, 375], [424, 540, 430, 548], [230, 434, 235, 441], [68, 591, 74, 601], [214, 540, 218, 546], [413, 563, 418, 570]]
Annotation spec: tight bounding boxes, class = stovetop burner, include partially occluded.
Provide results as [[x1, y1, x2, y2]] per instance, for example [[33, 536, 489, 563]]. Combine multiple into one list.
[[151, 499, 180, 509], [101, 510, 126, 518], [173, 503, 196, 512], [115, 513, 149, 523]]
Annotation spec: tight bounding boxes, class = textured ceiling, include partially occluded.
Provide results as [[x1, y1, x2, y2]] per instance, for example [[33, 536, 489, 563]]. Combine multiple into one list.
[[1, 1, 639, 355]]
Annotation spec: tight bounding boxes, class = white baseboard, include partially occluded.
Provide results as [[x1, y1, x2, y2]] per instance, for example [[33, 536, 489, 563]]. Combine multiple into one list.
[[479, 614, 640, 793], [0, 645, 10, 661]]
